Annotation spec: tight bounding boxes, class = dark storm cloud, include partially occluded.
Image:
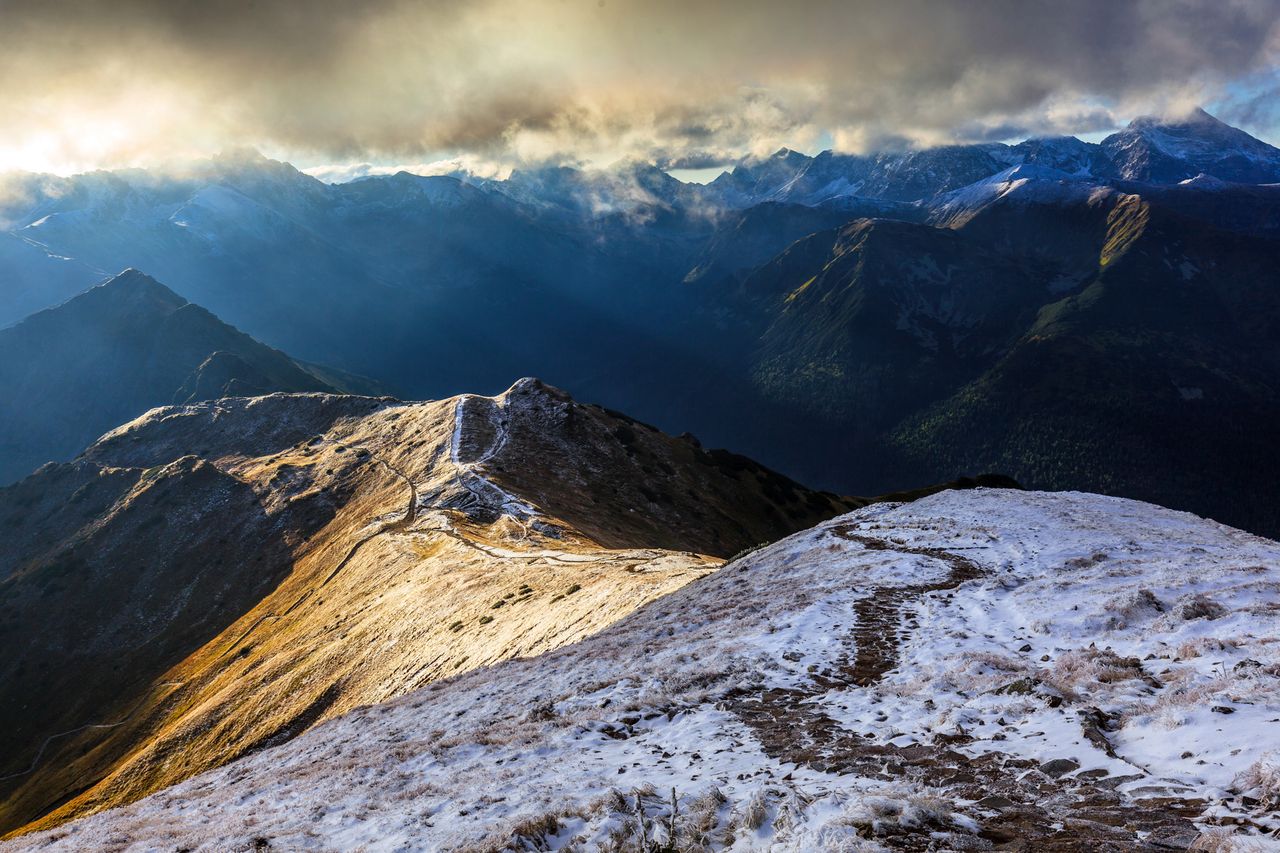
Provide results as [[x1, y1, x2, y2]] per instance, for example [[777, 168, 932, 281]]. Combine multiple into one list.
[[0, 0, 1276, 169]]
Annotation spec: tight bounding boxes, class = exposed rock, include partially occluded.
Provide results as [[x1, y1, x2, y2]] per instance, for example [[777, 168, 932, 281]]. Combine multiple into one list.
[[1039, 758, 1082, 778]]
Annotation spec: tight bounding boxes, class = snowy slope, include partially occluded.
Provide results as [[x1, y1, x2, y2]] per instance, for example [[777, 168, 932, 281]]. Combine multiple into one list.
[[926, 165, 1114, 227], [10, 489, 1279, 851], [1102, 109, 1280, 184]]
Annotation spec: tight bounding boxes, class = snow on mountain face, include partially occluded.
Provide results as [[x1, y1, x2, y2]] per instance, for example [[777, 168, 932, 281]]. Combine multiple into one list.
[[17, 489, 1279, 852], [712, 145, 1012, 208], [1102, 108, 1280, 184], [926, 164, 1115, 228], [169, 184, 297, 243], [1008, 136, 1117, 179], [701, 111, 1280, 210]]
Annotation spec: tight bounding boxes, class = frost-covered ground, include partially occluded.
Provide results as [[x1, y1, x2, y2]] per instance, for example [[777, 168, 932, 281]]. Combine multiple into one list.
[[8, 489, 1280, 852]]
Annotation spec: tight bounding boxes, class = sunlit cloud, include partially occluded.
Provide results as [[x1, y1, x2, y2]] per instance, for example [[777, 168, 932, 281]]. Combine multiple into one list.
[[302, 157, 513, 184], [0, 0, 1277, 174]]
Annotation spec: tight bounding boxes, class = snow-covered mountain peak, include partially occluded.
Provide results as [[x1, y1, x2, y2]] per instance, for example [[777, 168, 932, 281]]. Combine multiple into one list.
[[1103, 107, 1280, 183], [1128, 105, 1223, 131]]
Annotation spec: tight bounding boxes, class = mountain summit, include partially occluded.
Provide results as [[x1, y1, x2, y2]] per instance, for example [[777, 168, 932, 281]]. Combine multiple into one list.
[[0, 269, 368, 484], [1102, 107, 1280, 184]]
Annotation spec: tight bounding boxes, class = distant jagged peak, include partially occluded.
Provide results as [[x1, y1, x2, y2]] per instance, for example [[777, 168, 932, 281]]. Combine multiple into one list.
[[1010, 135, 1094, 156], [212, 145, 273, 165], [208, 147, 304, 179], [1119, 105, 1277, 152], [75, 268, 188, 310], [1127, 105, 1223, 130], [208, 147, 317, 178], [202, 147, 324, 192], [345, 169, 488, 207], [1018, 133, 1087, 145], [736, 146, 812, 170], [1103, 104, 1280, 183], [99, 266, 170, 287]]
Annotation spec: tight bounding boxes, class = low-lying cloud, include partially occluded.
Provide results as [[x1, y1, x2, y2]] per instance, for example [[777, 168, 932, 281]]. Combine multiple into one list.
[[0, 0, 1277, 172]]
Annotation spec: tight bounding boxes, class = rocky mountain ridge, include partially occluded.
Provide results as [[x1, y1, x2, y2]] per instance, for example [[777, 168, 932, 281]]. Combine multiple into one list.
[[0, 379, 887, 838]]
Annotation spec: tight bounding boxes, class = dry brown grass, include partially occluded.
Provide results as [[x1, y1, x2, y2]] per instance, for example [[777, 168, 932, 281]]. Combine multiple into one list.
[[1190, 827, 1280, 852], [1176, 636, 1242, 659], [839, 791, 966, 839], [1178, 593, 1229, 621], [1040, 647, 1150, 699], [1233, 753, 1280, 812], [1103, 587, 1164, 629]]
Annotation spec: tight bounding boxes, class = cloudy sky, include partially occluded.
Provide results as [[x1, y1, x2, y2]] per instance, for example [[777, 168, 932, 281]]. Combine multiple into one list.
[[0, 0, 1278, 175]]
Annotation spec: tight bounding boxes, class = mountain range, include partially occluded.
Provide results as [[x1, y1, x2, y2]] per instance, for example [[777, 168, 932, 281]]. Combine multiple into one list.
[[705, 108, 1280, 208], [1, 107, 1278, 542]]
